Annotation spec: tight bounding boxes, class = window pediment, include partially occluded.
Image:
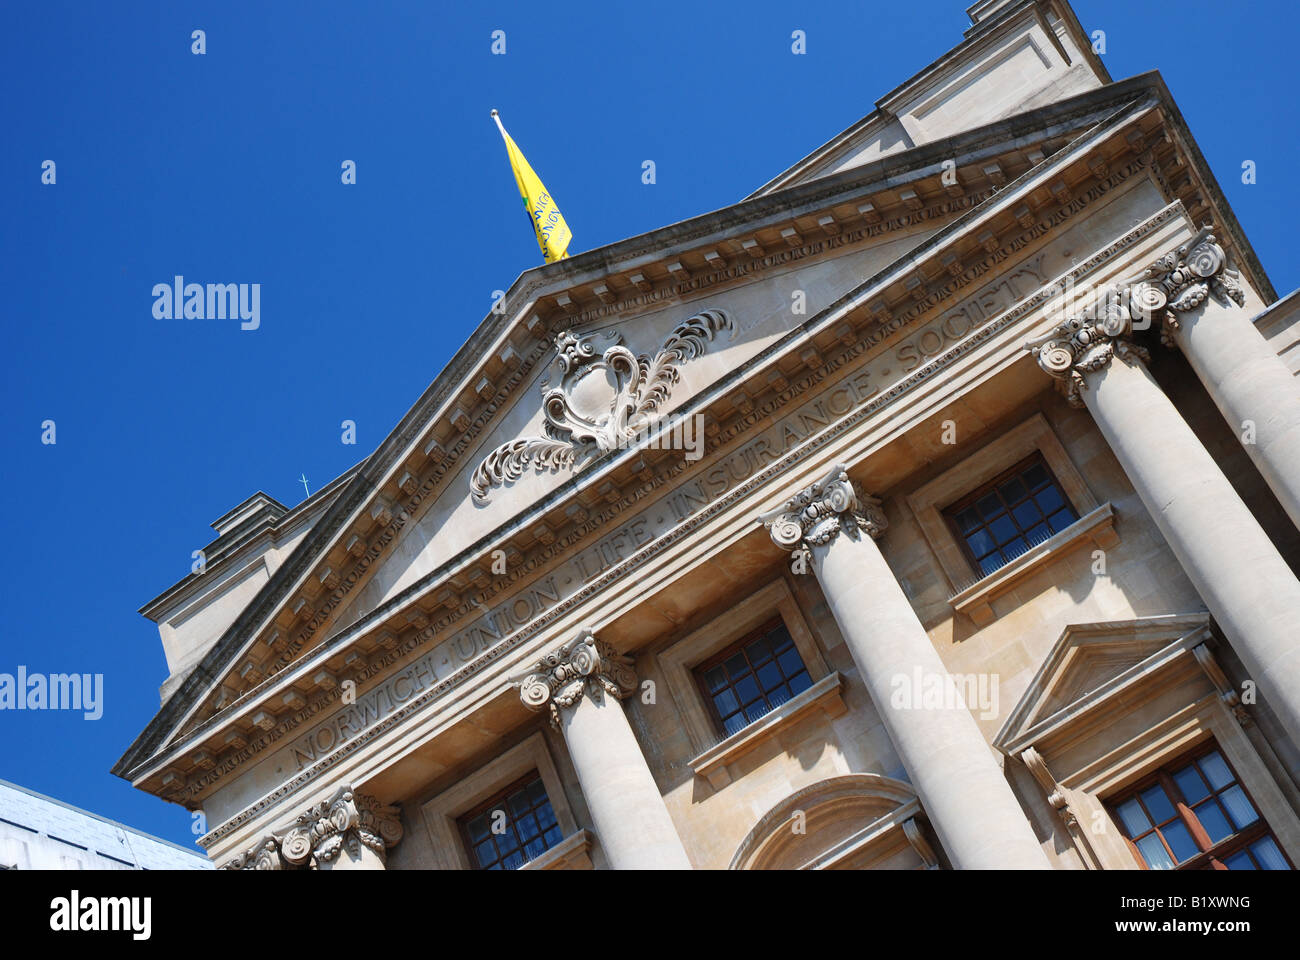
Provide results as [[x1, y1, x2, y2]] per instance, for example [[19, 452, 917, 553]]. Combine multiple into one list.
[[994, 613, 1212, 756]]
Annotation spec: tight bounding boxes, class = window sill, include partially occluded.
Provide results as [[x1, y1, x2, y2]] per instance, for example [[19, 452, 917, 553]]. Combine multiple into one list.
[[519, 829, 594, 870], [689, 672, 847, 790], [949, 501, 1119, 627]]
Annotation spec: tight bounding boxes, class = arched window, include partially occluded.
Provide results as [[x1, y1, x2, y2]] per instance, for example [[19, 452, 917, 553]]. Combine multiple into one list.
[[729, 774, 941, 870]]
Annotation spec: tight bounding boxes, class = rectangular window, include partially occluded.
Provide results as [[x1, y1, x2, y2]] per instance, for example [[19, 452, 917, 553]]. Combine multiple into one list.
[[1107, 743, 1292, 870], [944, 453, 1079, 577], [695, 620, 812, 738], [458, 773, 563, 870]]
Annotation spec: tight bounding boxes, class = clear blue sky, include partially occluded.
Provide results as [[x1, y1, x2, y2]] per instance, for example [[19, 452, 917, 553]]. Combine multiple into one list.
[[2, 0, 1295, 851]]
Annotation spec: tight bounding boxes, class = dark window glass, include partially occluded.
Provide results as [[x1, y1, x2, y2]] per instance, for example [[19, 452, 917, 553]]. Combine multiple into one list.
[[943, 454, 1080, 578], [458, 773, 563, 870], [1107, 744, 1292, 871], [695, 620, 812, 738]]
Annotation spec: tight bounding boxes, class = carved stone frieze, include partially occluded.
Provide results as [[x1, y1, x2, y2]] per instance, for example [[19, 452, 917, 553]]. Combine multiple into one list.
[[472, 309, 733, 502], [515, 630, 638, 729], [758, 463, 887, 562], [220, 785, 402, 870], [1025, 226, 1245, 406]]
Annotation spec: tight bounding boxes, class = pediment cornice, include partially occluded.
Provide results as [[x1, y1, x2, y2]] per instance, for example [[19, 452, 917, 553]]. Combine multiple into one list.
[[114, 73, 1271, 805]]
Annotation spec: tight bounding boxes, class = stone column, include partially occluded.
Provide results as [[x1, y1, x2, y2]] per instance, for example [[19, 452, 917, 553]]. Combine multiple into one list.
[[759, 467, 1050, 870], [517, 631, 692, 869], [1028, 305, 1300, 746], [1129, 228, 1300, 530]]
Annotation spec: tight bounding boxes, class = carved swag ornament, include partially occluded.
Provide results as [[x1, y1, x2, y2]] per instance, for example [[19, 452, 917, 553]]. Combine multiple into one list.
[[514, 630, 638, 729], [221, 785, 402, 870], [471, 309, 733, 502], [758, 463, 888, 567], [1025, 228, 1246, 407]]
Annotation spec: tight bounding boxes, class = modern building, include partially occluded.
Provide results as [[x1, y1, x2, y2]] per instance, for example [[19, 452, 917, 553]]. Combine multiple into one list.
[[0, 779, 211, 870], [114, 0, 1300, 870]]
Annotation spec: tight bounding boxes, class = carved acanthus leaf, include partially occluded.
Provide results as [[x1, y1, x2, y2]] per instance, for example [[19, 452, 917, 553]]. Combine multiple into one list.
[[632, 309, 731, 426]]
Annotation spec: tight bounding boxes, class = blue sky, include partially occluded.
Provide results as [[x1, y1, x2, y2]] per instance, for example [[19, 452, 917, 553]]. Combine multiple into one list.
[[2, 0, 1295, 851]]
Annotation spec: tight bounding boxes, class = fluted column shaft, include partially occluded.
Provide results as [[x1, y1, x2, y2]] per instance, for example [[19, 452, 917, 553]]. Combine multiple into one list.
[[760, 467, 1051, 869], [518, 631, 691, 869]]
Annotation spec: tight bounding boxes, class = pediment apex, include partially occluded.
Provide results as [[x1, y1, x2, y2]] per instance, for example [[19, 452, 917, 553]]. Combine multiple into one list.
[[994, 613, 1212, 753]]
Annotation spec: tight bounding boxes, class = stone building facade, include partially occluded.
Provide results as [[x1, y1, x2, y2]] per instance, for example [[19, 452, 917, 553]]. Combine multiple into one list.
[[115, 0, 1300, 870]]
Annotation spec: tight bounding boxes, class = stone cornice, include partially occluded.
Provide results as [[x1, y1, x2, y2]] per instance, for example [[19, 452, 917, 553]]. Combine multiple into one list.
[[138, 467, 359, 622], [126, 97, 1178, 804], [751, 0, 1110, 198], [194, 199, 1190, 853]]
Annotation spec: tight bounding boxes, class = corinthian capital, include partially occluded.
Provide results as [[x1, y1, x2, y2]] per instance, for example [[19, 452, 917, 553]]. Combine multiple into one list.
[[515, 630, 638, 728], [1129, 226, 1246, 340], [758, 463, 886, 559], [276, 786, 403, 868], [1025, 226, 1245, 407], [1024, 301, 1150, 407]]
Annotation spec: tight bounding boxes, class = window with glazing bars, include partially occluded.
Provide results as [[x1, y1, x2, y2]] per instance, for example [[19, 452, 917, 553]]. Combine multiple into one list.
[[695, 620, 812, 738], [944, 453, 1079, 577], [458, 773, 562, 870], [1107, 744, 1292, 870]]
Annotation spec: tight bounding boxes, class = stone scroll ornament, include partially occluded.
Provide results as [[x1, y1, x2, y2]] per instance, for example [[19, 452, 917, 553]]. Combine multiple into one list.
[[470, 309, 733, 503], [1025, 227, 1246, 407], [514, 630, 639, 729], [221, 786, 402, 870], [757, 463, 888, 570]]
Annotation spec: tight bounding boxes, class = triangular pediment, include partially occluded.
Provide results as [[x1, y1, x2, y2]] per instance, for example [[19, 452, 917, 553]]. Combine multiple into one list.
[[994, 613, 1212, 753], [115, 69, 1258, 810]]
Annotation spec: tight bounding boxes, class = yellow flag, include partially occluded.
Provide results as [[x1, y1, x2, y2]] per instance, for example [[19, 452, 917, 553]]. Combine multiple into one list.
[[492, 110, 572, 263]]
